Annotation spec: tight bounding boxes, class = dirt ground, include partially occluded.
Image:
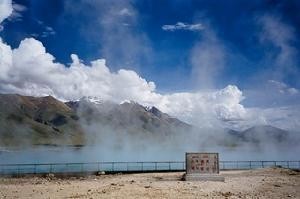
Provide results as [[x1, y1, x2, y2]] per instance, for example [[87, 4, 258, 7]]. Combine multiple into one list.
[[0, 167, 299, 199]]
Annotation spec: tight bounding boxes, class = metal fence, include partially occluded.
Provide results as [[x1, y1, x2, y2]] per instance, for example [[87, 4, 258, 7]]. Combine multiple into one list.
[[0, 161, 299, 176]]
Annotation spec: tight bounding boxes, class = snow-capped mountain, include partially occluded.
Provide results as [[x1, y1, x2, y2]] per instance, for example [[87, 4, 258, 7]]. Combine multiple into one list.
[[80, 96, 104, 104], [0, 93, 297, 148]]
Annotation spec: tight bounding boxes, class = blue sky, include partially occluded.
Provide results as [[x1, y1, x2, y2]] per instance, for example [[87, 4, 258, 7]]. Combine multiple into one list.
[[1, 0, 300, 130], [2, 0, 300, 92]]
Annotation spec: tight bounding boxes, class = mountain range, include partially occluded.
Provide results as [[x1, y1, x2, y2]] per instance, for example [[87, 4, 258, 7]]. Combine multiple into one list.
[[0, 93, 292, 147]]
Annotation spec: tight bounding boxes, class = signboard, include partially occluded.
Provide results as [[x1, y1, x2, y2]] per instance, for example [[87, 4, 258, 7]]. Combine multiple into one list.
[[186, 153, 219, 174]]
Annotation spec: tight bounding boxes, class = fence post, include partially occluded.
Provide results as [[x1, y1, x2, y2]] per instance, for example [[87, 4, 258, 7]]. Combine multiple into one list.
[[81, 163, 84, 173], [17, 165, 20, 177], [66, 163, 68, 173]]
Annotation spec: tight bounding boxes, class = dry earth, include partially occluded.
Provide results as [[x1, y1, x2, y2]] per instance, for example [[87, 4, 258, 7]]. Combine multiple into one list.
[[0, 167, 299, 199]]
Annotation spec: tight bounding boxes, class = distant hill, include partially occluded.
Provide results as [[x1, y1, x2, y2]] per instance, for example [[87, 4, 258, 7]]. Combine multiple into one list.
[[225, 125, 290, 147], [0, 93, 294, 148], [0, 94, 192, 147], [65, 97, 193, 145], [0, 94, 85, 146]]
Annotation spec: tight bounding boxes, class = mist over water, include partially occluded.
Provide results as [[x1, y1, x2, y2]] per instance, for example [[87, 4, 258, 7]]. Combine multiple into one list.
[[1, 126, 299, 164], [0, 0, 299, 167], [1, 99, 299, 165], [1, 145, 298, 165]]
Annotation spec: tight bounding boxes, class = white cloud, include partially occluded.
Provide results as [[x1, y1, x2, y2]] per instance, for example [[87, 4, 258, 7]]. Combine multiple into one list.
[[238, 106, 300, 132], [0, 0, 13, 24], [8, 2, 27, 22], [0, 38, 159, 102], [157, 85, 246, 128], [162, 22, 204, 31], [0, 36, 248, 129], [41, 26, 56, 37], [288, 88, 298, 95], [268, 80, 298, 95], [0, 38, 12, 79], [0, 36, 300, 131], [119, 8, 134, 16], [0, 2, 299, 131], [32, 20, 56, 38]]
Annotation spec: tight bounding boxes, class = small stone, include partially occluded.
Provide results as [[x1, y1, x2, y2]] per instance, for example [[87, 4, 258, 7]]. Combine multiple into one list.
[[46, 173, 55, 178], [97, 171, 105, 175]]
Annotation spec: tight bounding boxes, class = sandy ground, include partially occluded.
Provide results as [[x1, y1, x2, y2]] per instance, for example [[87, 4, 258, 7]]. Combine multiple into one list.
[[0, 167, 299, 199]]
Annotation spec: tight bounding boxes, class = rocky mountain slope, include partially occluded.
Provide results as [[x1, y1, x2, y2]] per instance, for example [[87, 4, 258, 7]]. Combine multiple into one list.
[[0, 94, 85, 146], [0, 94, 192, 147], [0, 94, 294, 148], [223, 125, 293, 149]]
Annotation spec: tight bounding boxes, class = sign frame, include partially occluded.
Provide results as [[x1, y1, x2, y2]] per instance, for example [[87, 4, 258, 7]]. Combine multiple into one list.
[[185, 152, 220, 175]]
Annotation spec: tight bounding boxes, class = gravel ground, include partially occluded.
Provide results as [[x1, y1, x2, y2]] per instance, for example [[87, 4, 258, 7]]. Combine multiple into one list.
[[0, 167, 299, 198]]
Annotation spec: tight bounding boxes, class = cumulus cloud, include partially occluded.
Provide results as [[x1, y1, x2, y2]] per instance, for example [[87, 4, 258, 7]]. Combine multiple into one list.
[[0, 38, 158, 102], [0, 1, 299, 132], [0, 0, 13, 24], [0, 35, 248, 129], [158, 85, 246, 128], [162, 22, 204, 31]]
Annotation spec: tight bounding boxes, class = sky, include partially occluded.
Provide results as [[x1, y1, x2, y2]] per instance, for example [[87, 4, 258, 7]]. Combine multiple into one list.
[[0, 0, 300, 131]]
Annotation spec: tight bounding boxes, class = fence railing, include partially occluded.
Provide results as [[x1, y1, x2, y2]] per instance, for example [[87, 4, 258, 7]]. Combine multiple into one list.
[[0, 161, 299, 175]]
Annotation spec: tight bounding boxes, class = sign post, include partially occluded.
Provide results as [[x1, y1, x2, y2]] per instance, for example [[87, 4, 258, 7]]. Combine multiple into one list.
[[184, 152, 225, 181]]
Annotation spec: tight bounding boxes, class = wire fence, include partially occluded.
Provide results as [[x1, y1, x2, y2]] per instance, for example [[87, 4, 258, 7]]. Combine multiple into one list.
[[0, 161, 299, 176]]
